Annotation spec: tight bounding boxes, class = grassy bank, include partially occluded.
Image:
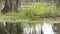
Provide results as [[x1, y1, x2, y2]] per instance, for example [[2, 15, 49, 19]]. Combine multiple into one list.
[[0, 3, 60, 23]]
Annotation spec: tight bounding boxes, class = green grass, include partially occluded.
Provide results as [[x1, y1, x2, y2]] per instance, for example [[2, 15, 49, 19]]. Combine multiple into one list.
[[0, 3, 60, 23]]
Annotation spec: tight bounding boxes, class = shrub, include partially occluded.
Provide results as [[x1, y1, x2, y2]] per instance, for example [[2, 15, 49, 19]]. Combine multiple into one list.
[[22, 3, 55, 18], [21, 3, 46, 18]]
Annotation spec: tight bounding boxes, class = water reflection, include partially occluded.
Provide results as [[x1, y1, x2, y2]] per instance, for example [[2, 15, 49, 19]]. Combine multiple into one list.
[[23, 23, 55, 34], [42, 23, 54, 34], [23, 23, 41, 34], [35, 24, 41, 34], [23, 23, 30, 34]]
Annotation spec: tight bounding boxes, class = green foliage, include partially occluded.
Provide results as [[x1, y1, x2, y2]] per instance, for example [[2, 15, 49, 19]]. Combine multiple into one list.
[[44, 6, 55, 16], [27, 3, 45, 15], [20, 3, 46, 18], [22, 3, 55, 18], [57, 8, 60, 16], [3, 3, 56, 19]]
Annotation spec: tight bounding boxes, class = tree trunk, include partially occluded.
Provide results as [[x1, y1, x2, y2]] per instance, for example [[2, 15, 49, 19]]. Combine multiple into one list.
[[1, 0, 14, 14], [1, 0, 21, 13], [9, 0, 14, 11], [1, 0, 10, 14], [56, 0, 60, 8], [14, 0, 21, 12]]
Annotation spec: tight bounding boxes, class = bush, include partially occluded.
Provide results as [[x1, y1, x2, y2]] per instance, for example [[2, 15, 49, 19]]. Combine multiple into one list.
[[20, 3, 46, 18], [21, 3, 55, 18]]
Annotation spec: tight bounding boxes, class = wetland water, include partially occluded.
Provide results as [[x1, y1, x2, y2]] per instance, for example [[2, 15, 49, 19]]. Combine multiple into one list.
[[0, 22, 60, 34], [23, 23, 55, 34]]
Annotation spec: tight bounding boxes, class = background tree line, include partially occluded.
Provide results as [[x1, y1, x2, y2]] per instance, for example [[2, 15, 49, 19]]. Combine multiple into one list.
[[1, 0, 60, 14]]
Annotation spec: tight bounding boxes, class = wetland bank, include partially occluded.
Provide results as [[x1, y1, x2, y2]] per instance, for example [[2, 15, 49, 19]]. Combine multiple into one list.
[[0, 0, 60, 34]]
